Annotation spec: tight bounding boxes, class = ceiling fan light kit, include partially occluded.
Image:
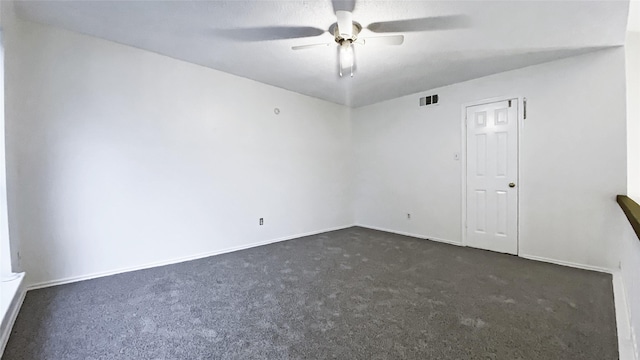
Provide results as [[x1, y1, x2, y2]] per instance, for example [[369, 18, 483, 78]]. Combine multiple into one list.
[[339, 42, 355, 77], [334, 15, 361, 78]]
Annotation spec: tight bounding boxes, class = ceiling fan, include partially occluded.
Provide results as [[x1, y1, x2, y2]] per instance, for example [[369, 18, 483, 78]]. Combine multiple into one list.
[[210, 1, 469, 78], [292, 10, 407, 78]]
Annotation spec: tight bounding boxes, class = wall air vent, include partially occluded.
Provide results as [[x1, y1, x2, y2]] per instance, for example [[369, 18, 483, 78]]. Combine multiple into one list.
[[419, 94, 439, 107]]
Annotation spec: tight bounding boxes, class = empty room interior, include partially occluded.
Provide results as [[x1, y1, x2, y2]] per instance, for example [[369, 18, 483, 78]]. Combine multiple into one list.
[[0, 0, 638, 358]]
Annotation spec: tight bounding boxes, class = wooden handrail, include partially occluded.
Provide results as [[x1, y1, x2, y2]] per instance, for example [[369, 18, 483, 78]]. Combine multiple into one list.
[[617, 195, 640, 240]]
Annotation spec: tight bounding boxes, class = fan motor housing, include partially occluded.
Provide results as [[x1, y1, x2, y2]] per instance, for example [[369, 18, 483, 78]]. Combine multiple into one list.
[[333, 23, 362, 44]]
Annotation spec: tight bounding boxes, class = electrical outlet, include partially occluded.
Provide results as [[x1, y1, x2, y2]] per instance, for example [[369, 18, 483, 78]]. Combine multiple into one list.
[[259, 218, 264, 226], [407, 213, 411, 220]]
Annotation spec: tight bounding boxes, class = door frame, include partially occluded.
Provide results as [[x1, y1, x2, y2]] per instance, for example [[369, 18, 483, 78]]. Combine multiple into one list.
[[460, 95, 523, 254]]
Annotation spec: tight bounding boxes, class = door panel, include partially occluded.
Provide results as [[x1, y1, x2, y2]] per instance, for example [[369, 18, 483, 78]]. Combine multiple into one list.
[[476, 134, 486, 176], [475, 190, 486, 232], [496, 190, 508, 236], [466, 100, 518, 254]]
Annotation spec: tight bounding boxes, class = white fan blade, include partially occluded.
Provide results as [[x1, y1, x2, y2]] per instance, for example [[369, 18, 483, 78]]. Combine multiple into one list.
[[358, 35, 404, 46], [291, 43, 332, 50], [336, 10, 353, 38]]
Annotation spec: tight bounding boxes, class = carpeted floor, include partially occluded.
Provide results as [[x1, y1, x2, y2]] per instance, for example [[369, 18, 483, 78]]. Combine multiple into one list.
[[4, 227, 618, 359]]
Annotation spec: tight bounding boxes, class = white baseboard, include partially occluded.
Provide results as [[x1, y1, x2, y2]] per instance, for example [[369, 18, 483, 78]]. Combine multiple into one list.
[[0, 274, 26, 357], [613, 271, 638, 360], [27, 224, 355, 290], [518, 254, 612, 273], [354, 224, 463, 246], [356, 226, 612, 273]]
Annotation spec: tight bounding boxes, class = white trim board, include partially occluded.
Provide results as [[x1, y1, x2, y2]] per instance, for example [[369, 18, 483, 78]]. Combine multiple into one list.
[[614, 271, 638, 360], [357, 224, 613, 273], [27, 224, 355, 290], [354, 224, 463, 247], [519, 254, 612, 274], [0, 274, 26, 358], [354, 224, 614, 274]]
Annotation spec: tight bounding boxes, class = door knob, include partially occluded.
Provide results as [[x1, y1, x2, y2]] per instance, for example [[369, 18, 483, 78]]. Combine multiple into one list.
[[509, 183, 516, 188]]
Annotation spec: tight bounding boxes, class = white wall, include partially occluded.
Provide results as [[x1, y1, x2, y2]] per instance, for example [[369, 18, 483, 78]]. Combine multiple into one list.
[[628, 31, 640, 202], [0, 9, 631, 290], [621, 219, 640, 359], [621, 28, 640, 359], [4, 19, 353, 287], [352, 48, 627, 270], [0, 6, 12, 278]]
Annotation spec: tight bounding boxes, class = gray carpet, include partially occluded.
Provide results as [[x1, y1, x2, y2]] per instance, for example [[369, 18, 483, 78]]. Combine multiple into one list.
[[4, 227, 618, 359]]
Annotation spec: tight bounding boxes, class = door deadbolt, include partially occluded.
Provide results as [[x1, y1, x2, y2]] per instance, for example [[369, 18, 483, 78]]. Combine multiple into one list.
[[509, 183, 516, 188]]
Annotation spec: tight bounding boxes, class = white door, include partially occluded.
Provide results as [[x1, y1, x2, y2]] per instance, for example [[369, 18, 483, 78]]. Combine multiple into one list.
[[466, 99, 518, 254]]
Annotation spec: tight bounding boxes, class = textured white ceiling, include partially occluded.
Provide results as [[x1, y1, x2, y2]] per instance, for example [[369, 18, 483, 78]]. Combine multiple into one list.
[[12, 0, 630, 107]]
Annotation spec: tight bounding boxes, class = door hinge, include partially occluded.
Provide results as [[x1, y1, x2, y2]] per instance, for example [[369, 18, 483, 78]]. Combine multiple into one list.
[[523, 97, 527, 119], [508, 100, 512, 107]]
